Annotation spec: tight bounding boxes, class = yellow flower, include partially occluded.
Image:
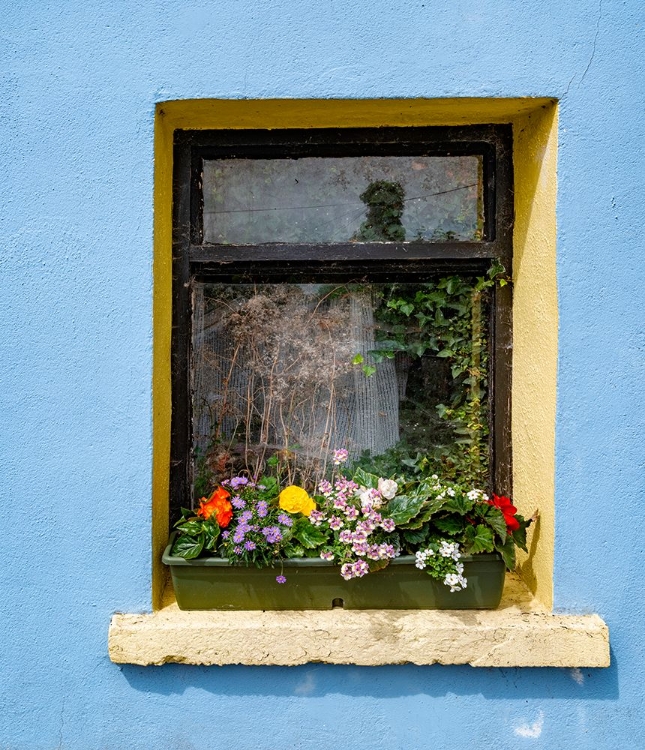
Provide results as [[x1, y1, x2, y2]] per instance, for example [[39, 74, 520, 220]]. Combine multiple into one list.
[[279, 485, 316, 516]]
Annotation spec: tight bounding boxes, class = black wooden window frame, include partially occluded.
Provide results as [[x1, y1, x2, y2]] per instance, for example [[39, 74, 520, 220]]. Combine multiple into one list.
[[171, 125, 513, 522]]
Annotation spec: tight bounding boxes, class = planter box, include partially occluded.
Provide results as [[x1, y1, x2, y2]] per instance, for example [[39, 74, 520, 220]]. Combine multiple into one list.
[[163, 536, 505, 611]]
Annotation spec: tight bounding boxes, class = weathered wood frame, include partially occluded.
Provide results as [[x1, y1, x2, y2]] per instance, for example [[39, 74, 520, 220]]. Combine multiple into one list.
[[171, 125, 513, 521]]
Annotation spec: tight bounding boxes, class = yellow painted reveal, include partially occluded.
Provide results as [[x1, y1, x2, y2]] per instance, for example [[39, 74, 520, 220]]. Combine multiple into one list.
[[152, 98, 558, 610], [512, 104, 558, 608]]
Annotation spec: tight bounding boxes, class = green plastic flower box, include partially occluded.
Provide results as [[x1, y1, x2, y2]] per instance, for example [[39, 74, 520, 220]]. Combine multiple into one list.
[[163, 535, 505, 611]]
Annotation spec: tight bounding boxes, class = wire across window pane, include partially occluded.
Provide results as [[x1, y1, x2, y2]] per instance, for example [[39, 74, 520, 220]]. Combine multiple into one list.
[[202, 156, 483, 244]]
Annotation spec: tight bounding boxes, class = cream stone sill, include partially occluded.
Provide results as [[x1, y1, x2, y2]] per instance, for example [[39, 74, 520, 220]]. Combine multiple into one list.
[[108, 574, 609, 667]]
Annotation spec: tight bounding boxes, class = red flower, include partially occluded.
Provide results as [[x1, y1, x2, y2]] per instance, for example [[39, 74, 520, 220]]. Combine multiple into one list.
[[196, 486, 233, 528], [488, 494, 520, 532]]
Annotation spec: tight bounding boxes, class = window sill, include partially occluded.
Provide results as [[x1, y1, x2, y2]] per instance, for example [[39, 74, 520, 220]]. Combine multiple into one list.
[[108, 574, 609, 667]]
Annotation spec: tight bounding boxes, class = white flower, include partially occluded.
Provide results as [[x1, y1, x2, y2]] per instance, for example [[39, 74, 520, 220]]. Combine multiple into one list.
[[358, 487, 383, 508], [358, 488, 372, 506], [444, 572, 468, 592], [377, 477, 398, 500]]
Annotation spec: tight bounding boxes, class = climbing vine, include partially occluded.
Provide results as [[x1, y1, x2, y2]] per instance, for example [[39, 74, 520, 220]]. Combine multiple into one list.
[[356, 261, 509, 488]]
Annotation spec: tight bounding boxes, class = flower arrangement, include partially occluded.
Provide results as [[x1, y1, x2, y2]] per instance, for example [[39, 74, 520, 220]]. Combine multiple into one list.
[[170, 451, 530, 593]]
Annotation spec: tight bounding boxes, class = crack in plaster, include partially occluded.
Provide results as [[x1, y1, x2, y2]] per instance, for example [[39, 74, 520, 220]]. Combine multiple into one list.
[[564, 0, 603, 96]]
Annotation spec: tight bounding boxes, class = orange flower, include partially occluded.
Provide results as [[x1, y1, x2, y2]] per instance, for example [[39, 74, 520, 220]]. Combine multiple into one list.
[[196, 486, 233, 528]]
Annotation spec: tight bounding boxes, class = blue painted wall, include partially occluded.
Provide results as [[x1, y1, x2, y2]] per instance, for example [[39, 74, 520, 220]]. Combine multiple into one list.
[[1, 1, 643, 748]]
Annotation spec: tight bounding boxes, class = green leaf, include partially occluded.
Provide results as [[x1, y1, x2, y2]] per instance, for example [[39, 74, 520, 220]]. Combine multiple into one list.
[[175, 520, 204, 536], [203, 519, 220, 551], [258, 475, 279, 497], [511, 517, 528, 552], [402, 527, 429, 546], [442, 494, 475, 515], [171, 533, 205, 560], [368, 558, 390, 573], [400, 302, 414, 316], [284, 544, 306, 558], [353, 467, 379, 489], [385, 494, 426, 525], [352, 353, 364, 365], [362, 365, 377, 377], [399, 496, 446, 529], [433, 516, 464, 535], [495, 537, 516, 569], [463, 524, 495, 554], [436, 349, 454, 358], [292, 518, 328, 549], [474, 504, 507, 544]]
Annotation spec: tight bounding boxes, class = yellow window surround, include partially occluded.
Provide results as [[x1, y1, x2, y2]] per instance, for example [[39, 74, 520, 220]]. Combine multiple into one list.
[[151, 97, 558, 612]]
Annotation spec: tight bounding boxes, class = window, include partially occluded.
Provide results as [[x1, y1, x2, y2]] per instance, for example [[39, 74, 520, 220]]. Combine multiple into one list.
[[171, 126, 513, 522]]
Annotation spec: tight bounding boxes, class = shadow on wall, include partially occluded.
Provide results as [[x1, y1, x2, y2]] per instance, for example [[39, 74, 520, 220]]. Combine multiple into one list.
[[119, 652, 619, 700]]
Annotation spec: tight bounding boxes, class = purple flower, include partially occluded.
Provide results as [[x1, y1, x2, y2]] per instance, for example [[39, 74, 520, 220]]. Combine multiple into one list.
[[339, 529, 353, 543], [344, 506, 358, 520], [353, 560, 370, 577], [262, 526, 283, 544], [333, 496, 348, 511], [329, 515, 344, 531], [336, 477, 358, 492], [333, 448, 349, 465], [233, 529, 246, 544], [318, 479, 333, 495], [309, 509, 326, 526], [221, 530, 230, 539], [356, 520, 375, 535], [244, 540, 257, 551], [320, 551, 334, 561], [231, 495, 246, 509], [379, 543, 397, 559], [256, 500, 269, 518], [340, 563, 354, 580], [276, 575, 287, 584], [352, 541, 368, 555], [240, 510, 253, 522], [380, 518, 396, 532], [233, 546, 243, 555], [367, 545, 381, 560], [277, 513, 293, 527], [230, 476, 249, 489]]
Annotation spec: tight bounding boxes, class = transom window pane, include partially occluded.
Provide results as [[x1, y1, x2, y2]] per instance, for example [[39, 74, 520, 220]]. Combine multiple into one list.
[[191, 278, 491, 499], [202, 156, 483, 244]]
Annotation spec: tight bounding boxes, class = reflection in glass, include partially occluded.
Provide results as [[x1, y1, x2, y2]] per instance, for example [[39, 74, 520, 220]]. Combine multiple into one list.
[[191, 280, 490, 500], [202, 156, 482, 244]]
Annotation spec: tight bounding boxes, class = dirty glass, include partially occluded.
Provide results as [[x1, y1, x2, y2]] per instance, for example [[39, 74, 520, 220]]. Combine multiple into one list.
[[191, 278, 491, 500], [202, 156, 483, 244]]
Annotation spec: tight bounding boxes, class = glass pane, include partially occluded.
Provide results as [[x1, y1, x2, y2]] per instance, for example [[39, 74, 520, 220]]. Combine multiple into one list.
[[203, 156, 483, 244], [191, 278, 490, 501]]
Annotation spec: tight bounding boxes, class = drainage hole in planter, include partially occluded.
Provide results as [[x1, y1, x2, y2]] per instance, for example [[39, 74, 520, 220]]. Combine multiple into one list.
[[332, 598, 344, 609]]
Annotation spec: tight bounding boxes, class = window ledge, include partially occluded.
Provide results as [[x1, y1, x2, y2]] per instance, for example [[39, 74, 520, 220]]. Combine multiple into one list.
[[108, 574, 609, 668]]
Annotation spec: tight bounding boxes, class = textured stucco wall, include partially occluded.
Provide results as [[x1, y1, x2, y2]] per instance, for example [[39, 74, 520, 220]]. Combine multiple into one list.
[[1, 2, 644, 749]]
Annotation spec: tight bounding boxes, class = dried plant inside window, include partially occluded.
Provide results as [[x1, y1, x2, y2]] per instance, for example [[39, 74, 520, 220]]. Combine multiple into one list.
[[191, 277, 492, 501]]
